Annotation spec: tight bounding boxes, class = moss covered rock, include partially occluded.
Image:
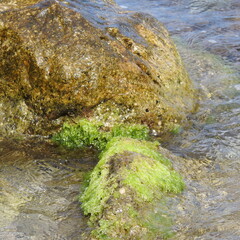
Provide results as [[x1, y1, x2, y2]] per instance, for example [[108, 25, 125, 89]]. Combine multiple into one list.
[[0, 0, 195, 136], [52, 119, 149, 149], [80, 137, 184, 239], [52, 119, 184, 238]]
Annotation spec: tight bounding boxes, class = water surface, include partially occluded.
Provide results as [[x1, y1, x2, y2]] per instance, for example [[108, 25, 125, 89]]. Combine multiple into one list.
[[116, 0, 240, 239], [0, 138, 98, 239]]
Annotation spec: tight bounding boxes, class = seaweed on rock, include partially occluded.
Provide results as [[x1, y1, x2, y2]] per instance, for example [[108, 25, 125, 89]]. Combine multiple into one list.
[[81, 137, 184, 239], [52, 119, 149, 150], [52, 119, 184, 239], [52, 119, 109, 149]]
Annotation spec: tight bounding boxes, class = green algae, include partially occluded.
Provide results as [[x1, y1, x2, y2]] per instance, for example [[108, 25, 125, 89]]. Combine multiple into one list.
[[140, 202, 176, 240], [53, 119, 184, 239], [80, 137, 184, 213], [52, 119, 149, 150], [52, 119, 109, 149], [99, 137, 171, 167], [123, 154, 184, 201], [80, 137, 184, 239], [111, 124, 149, 140]]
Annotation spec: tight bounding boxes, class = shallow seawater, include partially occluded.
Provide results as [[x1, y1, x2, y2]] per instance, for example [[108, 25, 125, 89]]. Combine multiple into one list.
[[116, 0, 240, 239], [0, 138, 98, 239], [117, 0, 240, 66]]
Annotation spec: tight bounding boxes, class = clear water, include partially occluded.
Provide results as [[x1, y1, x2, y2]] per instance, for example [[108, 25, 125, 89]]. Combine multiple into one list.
[[117, 0, 240, 66], [116, 0, 240, 239], [0, 138, 98, 239], [0, 0, 240, 239]]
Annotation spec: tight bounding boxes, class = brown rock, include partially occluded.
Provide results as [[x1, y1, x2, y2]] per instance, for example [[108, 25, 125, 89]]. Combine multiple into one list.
[[0, 0, 196, 135]]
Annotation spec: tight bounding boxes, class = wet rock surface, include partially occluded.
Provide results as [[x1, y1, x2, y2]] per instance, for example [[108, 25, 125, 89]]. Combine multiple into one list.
[[80, 137, 184, 239], [0, 0, 195, 135]]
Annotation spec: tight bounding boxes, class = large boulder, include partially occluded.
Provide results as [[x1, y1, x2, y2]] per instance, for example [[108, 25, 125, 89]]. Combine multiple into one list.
[[0, 0, 195, 135]]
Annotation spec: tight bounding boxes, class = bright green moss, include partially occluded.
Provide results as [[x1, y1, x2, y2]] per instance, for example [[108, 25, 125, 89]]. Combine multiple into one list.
[[100, 137, 171, 167], [141, 204, 176, 240], [111, 124, 149, 140], [123, 154, 184, 202], [80, 137, 184, 223], [80, 163, 115, 221], [91, 219, 116, 240], [52, 119, 149, 150], [52, 119, 109, 149]]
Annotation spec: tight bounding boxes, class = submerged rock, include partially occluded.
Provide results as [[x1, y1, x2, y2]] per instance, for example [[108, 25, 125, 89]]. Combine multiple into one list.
[[0, 0, 195, 136], [51, 119, 184, 238], [80, 137, 184, 239]]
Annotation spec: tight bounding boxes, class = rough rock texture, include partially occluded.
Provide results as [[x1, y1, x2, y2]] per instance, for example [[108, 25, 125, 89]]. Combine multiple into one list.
[[0, 0, 195, 135], [80, 137, 184, 239]]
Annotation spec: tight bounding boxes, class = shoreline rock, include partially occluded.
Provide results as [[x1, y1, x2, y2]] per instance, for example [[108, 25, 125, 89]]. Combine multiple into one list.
[[0, 0, 196, 136]]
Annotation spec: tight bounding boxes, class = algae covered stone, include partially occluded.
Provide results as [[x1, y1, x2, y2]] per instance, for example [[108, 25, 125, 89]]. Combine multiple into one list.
[[80, 137, 184, 239], [52, 119, 185, 238]]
